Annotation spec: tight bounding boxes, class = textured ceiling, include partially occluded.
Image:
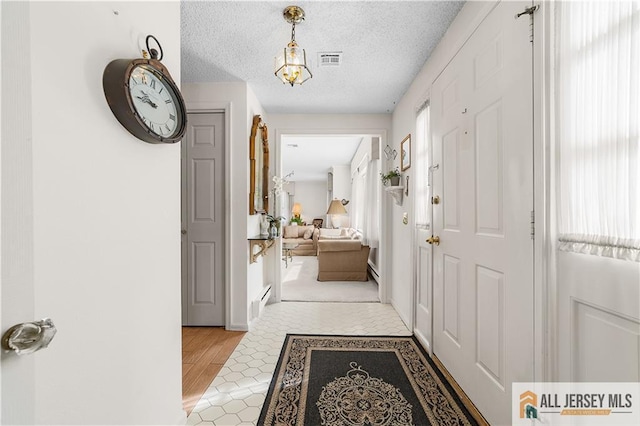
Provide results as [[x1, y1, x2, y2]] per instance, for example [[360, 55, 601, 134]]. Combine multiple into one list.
[[181, 1, 464, 114]]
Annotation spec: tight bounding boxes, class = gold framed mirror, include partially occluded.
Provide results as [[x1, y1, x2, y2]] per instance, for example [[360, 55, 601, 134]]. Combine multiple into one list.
[[249, 115, 269, 215]]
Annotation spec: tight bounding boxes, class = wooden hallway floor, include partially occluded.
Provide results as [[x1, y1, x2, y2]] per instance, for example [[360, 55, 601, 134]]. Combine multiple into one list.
[[182, 327, 245, 415]]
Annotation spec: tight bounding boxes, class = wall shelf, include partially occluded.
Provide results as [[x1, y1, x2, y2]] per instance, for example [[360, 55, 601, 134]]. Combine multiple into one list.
[[248, 236, 275, 264], [385, 185, 404, 206]]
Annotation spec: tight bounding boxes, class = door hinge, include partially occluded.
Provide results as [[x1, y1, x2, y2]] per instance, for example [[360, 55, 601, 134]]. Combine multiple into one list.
[[515, 4, 539, 43], [530, 210, 535, 239]]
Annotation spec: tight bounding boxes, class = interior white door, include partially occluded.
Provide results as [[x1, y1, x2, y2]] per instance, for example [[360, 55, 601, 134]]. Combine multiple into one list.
[[415, 228, 433, 354], [431, 1, 534, 424], [414, 107, 434, 354], [1, 2, 36, 421], [182, 112, 225, 326], [558, 254, 640, 382]]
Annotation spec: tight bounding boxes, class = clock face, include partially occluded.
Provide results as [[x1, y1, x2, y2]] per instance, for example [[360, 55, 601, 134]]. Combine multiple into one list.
[[128, 64, 183, 139]]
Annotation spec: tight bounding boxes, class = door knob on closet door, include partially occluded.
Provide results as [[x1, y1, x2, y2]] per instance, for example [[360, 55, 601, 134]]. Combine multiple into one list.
[[426, 236, 440, 246], [1, 318, 57, 355]]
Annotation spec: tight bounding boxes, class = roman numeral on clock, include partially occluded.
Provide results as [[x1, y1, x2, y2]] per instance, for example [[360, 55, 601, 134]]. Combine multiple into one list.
[[169, 114, 176, 121], [150, 80, 156, 89]]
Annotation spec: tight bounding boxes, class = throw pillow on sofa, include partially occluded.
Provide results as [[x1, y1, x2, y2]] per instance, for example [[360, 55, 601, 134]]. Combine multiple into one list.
[[283, 225, 298, 239], [303, 228, 313, 239], [319, 228, 342, 237]]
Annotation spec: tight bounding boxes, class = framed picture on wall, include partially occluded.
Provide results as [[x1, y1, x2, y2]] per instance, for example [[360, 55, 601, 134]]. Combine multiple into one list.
[[401, 134, 411, 171]]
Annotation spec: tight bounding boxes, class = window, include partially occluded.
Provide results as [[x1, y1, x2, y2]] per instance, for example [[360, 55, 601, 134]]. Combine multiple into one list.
[[415, 103, 430, 228], [556, 1, 640, 261]]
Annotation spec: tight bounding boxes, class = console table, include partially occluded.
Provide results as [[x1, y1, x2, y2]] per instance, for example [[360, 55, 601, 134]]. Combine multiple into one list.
[[248, 235, 275, 264]]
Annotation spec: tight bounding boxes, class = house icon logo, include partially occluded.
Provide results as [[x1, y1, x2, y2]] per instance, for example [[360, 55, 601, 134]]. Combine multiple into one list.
[[520, 390, 538, 419]]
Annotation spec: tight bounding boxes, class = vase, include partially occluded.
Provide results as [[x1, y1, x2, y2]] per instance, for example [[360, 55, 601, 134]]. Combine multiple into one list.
[[260, 216, 269, 236], [270, 224, 278, 238]]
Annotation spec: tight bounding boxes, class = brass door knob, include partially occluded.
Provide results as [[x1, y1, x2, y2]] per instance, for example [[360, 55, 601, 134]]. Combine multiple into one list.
[[426, 236, 440, 246]]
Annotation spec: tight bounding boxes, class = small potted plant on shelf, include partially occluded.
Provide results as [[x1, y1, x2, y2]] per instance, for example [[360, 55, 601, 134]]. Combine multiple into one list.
[[380, 167, 401, 186], [266, 214, 285, 237]]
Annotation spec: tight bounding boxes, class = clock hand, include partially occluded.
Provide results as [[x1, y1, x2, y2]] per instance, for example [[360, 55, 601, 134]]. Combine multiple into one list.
[[135, 94, 158, 109]]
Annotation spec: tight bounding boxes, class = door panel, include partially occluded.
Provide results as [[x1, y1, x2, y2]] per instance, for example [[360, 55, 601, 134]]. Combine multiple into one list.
[[443, 254, 461, 344], [442, 129, 461, 231], [415, 241, 433, 352], [475, 101, 503, 236], [431, 2, 534, 424], [182, 112, 225, 326], [558, 253, 640, 383], [192, 159, 216, 221], [573, 300, 640, 382], [476, 265, 504, 387]]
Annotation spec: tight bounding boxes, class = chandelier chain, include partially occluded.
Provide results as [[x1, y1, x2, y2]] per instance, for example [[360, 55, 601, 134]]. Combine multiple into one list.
[[290, 22, 296, 42]]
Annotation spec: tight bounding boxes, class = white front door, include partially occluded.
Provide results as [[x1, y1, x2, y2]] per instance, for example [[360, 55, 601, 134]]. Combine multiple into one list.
[[182, 112, 225, 326], [431, 1, 534, 424]]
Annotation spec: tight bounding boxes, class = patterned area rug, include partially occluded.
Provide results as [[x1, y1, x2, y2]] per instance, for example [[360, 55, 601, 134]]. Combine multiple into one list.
[[258, 335, 479, 425]]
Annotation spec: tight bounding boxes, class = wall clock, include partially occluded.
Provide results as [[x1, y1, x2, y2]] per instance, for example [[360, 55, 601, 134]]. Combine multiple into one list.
[[103, 35, 187, 144]]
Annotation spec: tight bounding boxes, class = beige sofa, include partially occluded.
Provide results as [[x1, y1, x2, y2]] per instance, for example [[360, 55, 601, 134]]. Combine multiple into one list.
[[281, 225, 319, 256], [317, 240, 370, 281]]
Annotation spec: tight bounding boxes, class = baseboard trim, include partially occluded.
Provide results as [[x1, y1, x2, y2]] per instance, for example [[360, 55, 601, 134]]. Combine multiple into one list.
[[431, 354, 490, 426], [227, 322, 249, 331]]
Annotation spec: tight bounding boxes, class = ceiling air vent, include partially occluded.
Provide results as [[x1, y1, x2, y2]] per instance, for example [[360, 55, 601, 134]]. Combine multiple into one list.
[[318, 52, 342, 67]]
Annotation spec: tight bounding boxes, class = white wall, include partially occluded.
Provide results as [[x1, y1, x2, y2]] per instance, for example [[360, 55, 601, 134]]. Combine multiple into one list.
[[246, 85, 270, 321], [1, 2, 184, 424], [388, 1, 496, 327], [331, 165, 351, 202], [292, 181, 327, 224], [182, 82, 267, 331]]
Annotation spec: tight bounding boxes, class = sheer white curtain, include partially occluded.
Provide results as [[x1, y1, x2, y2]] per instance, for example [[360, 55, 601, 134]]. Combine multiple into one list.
[[365, 158, 380, 250], [354, 166, 367, 232], [415, 104, 430, 228], [557, 1, 640, 261]]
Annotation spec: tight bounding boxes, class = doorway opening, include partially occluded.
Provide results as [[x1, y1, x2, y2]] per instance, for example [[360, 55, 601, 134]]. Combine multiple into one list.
[[276, 134, 384, 303]]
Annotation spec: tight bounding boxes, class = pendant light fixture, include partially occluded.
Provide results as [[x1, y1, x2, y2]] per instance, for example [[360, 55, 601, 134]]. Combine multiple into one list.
[[274, 5, 312, 86]]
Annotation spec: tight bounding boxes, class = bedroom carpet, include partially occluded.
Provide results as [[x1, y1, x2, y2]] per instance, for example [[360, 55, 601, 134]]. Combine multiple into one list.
[[281, 256, 379, 302]]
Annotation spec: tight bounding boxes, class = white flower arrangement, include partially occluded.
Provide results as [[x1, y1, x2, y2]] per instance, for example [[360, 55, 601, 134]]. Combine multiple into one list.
[[271, 171, 294, 197]]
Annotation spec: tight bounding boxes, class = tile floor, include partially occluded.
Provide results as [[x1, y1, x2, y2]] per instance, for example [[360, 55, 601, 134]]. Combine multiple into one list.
[[186, 301, 411, 426]]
